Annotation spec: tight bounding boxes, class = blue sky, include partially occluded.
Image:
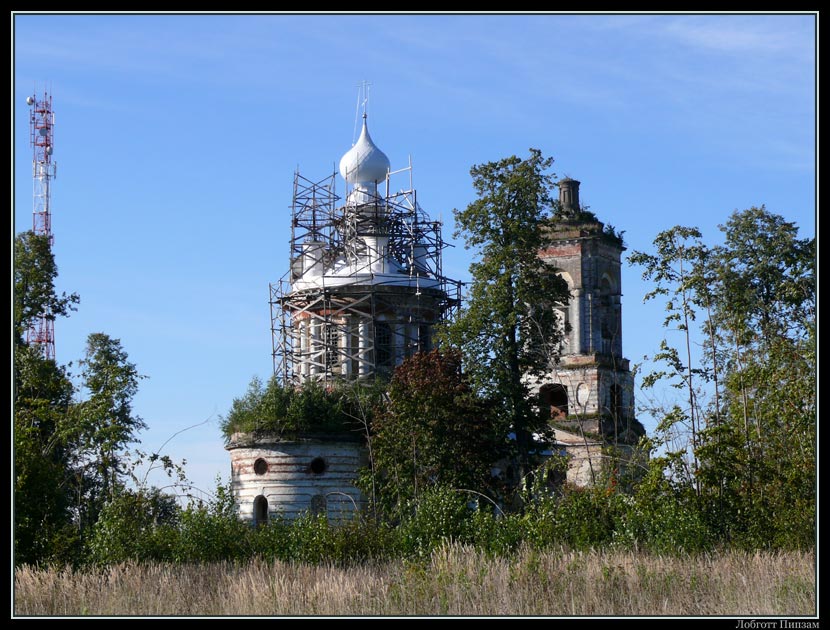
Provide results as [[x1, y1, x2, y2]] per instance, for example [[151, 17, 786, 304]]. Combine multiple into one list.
[[13, 13, 816, 499]]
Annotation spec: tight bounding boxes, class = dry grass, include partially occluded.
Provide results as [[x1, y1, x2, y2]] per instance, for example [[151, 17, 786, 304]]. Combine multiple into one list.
[[14, 546, 815, 616]]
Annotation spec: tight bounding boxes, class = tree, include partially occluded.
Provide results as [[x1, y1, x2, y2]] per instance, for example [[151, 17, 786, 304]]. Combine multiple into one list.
[[628, 226, 709, 492], [444, 149, 568, 485], [219, 376, 372, 438], [13, 231, 78, 345], [14, 230, 176, 564], [365, 350, 501, 516], [701, 207, 815, 547], [13, 232, 80, 564], [72, 333, 147, 534], [14, 345, 78, 564], [710, 206, 814, 350], [630, 207, 815, 549]]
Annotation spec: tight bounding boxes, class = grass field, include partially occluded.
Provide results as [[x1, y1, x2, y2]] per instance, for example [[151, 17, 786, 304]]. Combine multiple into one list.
[[14, 545, 815, 616]]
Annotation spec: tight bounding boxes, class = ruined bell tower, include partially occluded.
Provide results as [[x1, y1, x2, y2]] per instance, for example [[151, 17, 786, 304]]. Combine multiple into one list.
[[534, 178, 645, 485]]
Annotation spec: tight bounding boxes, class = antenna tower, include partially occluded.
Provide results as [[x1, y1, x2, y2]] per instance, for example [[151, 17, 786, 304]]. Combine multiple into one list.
[[26, 91, 57, 360]]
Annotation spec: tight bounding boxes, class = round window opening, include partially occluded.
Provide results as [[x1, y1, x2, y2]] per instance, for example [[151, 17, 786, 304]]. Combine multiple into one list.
[[253, 458, 268, 475], [310, 457, 327, 475]]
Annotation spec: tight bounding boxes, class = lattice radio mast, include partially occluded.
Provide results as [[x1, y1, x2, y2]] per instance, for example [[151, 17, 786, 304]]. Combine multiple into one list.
[[26, 91, 57, 360]]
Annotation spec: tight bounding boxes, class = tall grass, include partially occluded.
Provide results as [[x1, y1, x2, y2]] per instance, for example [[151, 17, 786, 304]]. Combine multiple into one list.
[[14, 545, 814, 616]]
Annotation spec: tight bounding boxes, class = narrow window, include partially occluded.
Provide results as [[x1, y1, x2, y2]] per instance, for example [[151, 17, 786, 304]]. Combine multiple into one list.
[[418, 324, 432, 353], [325, 323, 339, 373], [376, 322, 393, 368], [610, 385, 623, 422], [253, 495, 268, 527]]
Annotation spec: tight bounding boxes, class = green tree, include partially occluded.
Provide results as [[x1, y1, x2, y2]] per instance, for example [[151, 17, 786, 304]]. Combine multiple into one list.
[[701, 208, 815, 547], [220, 376, 370, 438], [14, 230, 174, 564], [629, 226, 709, 492], [13, 346, 77, 565], [72, 333, 147, 535], [630, 207, 815, 549], [13, 232, 79, 564], [445, 149, 568, 485], [364, 350, 501, 517], [13, 231, 78, 345], [710, 206, 814, 349]]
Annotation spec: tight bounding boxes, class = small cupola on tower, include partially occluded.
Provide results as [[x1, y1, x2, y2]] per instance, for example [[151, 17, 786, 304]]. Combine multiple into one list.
[[559, 177, 581, 216]]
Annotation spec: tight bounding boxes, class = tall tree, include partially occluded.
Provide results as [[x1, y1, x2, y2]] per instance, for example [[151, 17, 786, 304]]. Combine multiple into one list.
[[72, 333, 147, 533], [14, 231, 163, 563], [703, 207, 815, 547], [13, 231, 79, 563], [628, 226, 709, 492], [709, 206, 814, 358], [445, 149, 568, 485]]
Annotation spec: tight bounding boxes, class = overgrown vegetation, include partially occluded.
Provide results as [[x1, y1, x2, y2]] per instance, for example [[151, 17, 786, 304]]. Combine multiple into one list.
[[14, 232, 187, 566], [358, 350, 503, 518], [629, 206, 816, 550], [219, 376, 380, 439]]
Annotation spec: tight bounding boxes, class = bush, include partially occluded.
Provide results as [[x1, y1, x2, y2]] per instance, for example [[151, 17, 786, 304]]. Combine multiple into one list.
[[397, 486, 472, 557], [463, 509, 525, 556], [87, 490, 178, 564]]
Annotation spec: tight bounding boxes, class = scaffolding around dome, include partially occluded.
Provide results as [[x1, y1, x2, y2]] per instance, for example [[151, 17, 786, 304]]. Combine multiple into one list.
[[270, 162, 461, 386]]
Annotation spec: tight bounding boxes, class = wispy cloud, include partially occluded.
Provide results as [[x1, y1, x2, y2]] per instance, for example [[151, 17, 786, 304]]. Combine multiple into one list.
[[656, 14, 813, 56]]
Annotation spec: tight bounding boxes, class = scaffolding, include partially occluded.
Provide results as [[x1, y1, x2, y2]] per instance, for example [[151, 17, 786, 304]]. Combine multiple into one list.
[[270, 166, 461, 386]]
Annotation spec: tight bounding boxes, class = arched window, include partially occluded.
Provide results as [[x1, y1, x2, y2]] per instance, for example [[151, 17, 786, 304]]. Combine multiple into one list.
[[325, 324, 339, 372], [376, 322, 393, 368], [553, 270, 573, 352], [310, 493, 327, 517], [540, 384, 568, 420], [418, 324, 432, 353], [600, 275, 618, 356], [610, 384, 623, 422], [253, 495, 268, 527]]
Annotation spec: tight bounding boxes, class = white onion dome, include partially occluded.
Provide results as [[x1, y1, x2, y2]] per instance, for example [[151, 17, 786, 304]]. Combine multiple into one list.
[[339, 116, 390, 185]]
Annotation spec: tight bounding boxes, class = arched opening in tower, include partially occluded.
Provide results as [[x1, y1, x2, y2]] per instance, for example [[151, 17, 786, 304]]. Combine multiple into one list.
[[253, 495, 268, 527], [540, 383, 569, 421]]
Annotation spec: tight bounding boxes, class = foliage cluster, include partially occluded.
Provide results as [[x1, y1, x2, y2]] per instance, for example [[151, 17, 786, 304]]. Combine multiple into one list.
[[14, 232, 184, 566], [218, 377, 381, 439], [78, 478, 740, 568], [629, 206, 815, 550], [444, 149, 567, 483]]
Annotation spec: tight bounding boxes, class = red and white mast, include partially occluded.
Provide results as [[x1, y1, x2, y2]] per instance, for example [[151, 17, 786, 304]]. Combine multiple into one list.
[[26, 91, 57, 360]]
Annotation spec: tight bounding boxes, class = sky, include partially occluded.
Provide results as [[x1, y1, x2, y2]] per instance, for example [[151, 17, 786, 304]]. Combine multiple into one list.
[[12, 13, 817, 500]]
